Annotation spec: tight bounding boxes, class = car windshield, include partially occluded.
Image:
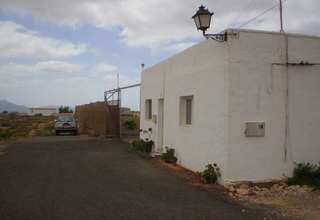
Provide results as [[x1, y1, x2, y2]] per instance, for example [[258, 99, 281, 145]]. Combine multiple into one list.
[[57, 116, 74, 122]]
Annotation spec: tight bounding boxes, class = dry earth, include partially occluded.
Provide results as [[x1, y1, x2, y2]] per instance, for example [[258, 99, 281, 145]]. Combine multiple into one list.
[[0, 141, 7, 156], [151, 157, 320, 220], [227, 182, 320, 219]]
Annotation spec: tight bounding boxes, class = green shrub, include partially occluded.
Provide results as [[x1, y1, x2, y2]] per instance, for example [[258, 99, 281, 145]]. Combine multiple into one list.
[[201, 163, 221, 184], [161, 147, 177, 164], [0, 130, 11, 140], [59, 106, 73, 113], [131, 139, 142, 151], [124, 119, 137, 130], [131, 139, 153, 153], [288, 163, 320, 188]]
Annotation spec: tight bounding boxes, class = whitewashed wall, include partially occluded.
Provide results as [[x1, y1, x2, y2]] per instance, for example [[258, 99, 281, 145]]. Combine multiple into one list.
[[29, 108, 58, 116], [140, 61, 164, 147], [141, 40, 230, 177], [288, 36, 320, 165], [226, 31, 289, 182], [226, 30, 320, 182]]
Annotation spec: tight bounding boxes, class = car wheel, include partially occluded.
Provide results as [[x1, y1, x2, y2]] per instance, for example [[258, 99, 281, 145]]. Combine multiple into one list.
[[55, 131, 59, 136], [73, 130, 78, 136]]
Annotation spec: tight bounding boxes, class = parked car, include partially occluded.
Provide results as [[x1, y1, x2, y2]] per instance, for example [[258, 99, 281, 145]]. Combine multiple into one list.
[[54, 114, 77, 135]]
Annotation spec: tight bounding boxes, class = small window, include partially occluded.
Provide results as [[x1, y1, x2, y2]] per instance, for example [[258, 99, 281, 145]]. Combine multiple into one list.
[[145, 99, 152, 120], [180, 96, 193, 125]]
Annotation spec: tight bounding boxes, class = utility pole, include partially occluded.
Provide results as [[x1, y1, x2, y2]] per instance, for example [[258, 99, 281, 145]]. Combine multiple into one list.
[[279, 0, 284, 32], [117, 72, 119, 90]]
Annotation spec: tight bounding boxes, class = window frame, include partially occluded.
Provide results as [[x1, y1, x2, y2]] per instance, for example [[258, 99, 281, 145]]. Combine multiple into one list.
[[145, 99, 152, 120], [180, 95, 193, 126]]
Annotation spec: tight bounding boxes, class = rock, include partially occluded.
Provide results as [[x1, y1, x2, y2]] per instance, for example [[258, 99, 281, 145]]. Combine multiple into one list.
[[302, 185, 313, 192], [229, 192, 235, 197], [29, 129, 37, 137], [228, 186, 236, 192], [237, 188, 250, 196], [239, 184, 249, 189], [254, 186, 261, 191]]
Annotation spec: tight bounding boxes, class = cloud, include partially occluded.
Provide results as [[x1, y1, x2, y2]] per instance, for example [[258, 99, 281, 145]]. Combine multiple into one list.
[[0, 60, 139, 109], [0, 0, 319, 110], [0, 61, 84, 77], [94, 63, 118, 74], [0, 21, 88, 60], [1, 0, 320, 50]]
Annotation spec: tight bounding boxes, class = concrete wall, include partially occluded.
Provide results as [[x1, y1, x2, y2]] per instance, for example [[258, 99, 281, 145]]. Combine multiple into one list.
[[288, 35, 320, 165], [226, 31, 289, 182], [140, 63, 165, 146], [226, 30, 320, 182], [141, 39, 230, 177]]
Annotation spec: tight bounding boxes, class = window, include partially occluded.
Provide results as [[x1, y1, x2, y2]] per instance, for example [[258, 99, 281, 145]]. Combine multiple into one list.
[[145, 99, 152, 120], [180, 96, 193, 125]]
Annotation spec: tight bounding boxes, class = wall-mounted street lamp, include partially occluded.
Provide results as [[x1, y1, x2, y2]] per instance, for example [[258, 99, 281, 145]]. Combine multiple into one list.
[[192, 5, 227, 42]]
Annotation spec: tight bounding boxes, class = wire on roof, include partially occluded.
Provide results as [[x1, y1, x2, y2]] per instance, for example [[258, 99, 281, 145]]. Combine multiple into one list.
[[229, 0, 257, 28], [237, 0, 288, 29]]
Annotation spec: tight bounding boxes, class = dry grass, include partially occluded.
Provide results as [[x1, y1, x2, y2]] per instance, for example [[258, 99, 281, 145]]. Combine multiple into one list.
[[243, 188, 320, 219], [0, 113, 55, 140]]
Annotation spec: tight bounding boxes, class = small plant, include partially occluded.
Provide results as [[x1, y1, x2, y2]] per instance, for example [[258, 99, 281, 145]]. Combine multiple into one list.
[[201, 163, 221, 184], [131, 139, 153, 153], [0, 129, 11, 140], [288, 162, 320, 188], [123, 119, 137, 130], [131, 139, 142, 151], [161, 147, 177, 164]]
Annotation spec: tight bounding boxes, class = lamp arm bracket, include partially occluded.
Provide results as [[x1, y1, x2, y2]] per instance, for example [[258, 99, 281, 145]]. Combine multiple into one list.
[[203, 32, 228, 42]]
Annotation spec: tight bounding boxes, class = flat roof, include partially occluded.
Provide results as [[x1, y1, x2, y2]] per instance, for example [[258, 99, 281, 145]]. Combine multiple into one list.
[[226, 28, 320, 40], [142, 28, 320, 74]]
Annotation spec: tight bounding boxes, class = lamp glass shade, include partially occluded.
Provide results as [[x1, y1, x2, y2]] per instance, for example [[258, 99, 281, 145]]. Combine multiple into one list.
[[194, 16, 201, 29], [192, 5, 213, 32], [199, 13, 211, 30]]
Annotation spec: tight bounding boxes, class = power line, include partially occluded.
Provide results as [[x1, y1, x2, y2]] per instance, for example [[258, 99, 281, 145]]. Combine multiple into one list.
[[237, 0, 288, 29], [229, 0, 257, 28], [238, 3, 279, 28]]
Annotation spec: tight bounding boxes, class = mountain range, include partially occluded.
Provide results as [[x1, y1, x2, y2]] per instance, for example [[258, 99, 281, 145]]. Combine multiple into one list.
[[0, 100, 29, 113]]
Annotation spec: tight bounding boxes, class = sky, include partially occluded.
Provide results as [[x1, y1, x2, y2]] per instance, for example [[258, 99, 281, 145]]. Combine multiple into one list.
[[0, 0, 319, 110]]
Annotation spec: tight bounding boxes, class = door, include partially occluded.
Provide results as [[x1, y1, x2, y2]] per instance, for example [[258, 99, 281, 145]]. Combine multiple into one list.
[[157, 99, 164, 152]]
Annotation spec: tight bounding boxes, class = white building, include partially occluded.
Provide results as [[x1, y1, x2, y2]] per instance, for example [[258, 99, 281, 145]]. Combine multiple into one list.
[[29, 107, 59, 116], [140, 29, 320, 183]]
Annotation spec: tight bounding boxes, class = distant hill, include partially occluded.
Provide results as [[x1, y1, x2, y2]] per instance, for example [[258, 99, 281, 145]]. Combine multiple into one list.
[[0, 100, 29, 113]]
